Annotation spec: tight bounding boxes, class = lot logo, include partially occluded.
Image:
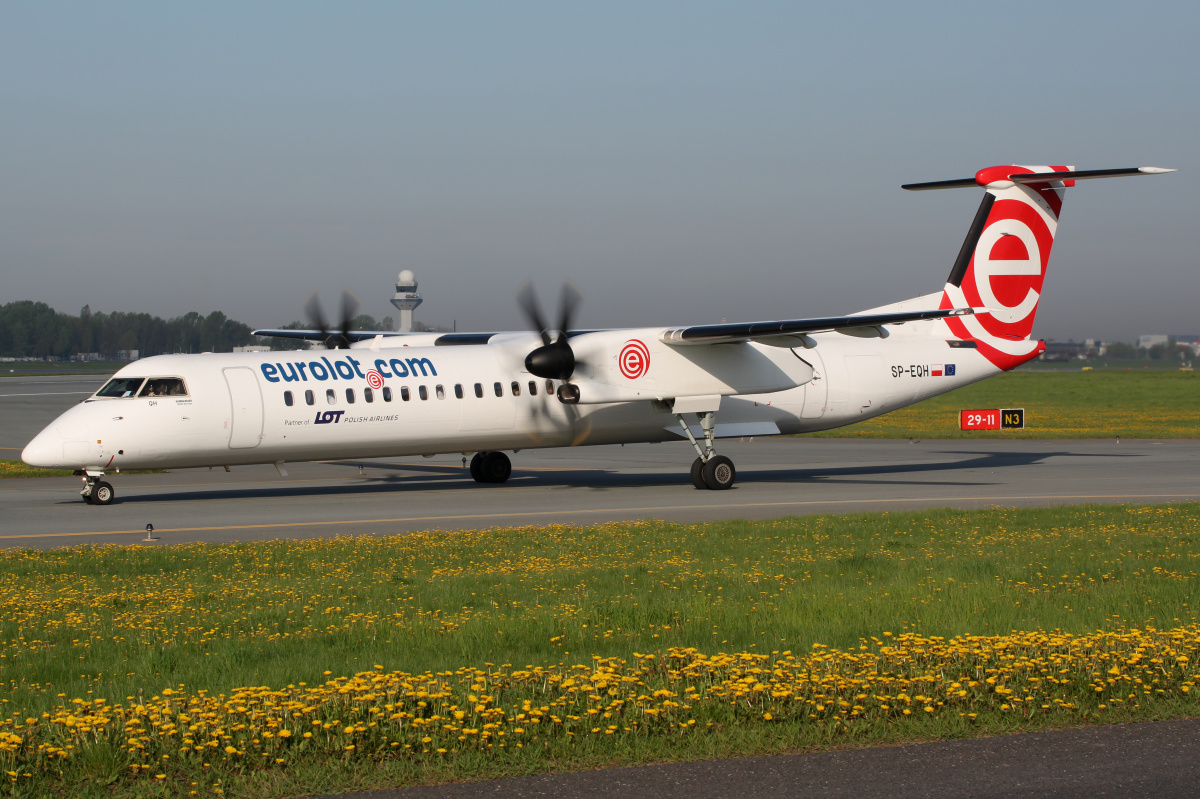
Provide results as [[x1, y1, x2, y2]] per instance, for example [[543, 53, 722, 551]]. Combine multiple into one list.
[[619, 339, 650, 380], [366, 369, 385, 389], [315, 410, 345, 425]]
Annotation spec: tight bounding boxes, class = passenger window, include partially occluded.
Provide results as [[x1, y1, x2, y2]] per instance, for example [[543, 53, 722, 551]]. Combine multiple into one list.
[[326, 388, 336, 405], [400, 386, 410, 402], [435, 385, 445, 400], [529, 381, 538, 396], [284, 391, 294, 407], [364, 387, 374, 403], [494, 382, 503, 397], [382, 386, 392, 402], [305, 390, 315, 406], [546, 379, 554, 395], [511, 381, 521, 396], [419, 385, 429, 401], [139, 377, 188, 397], [96, 377, 145, 398], [454, 384, 463, 399], [346, 388, 356, 404], [474, 383, 483, 398]]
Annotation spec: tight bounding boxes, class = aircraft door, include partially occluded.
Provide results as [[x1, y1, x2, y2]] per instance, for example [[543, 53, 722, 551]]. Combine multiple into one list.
[[793, 349, 826, 418], [223, 367, 264, 449]]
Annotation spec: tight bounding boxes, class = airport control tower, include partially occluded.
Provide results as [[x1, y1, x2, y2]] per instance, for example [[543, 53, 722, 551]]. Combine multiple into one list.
[[390, 270, 423, 332]]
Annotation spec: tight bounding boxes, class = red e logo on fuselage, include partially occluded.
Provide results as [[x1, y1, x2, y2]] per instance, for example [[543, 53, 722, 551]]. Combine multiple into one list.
[[619, 340, 650, 379]]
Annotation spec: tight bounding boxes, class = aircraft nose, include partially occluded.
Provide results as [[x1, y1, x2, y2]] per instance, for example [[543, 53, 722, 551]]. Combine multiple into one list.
[[21, 426, 64, 469]]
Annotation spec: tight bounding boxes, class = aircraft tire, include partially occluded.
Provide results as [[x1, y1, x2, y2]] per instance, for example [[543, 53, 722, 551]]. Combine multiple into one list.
[[469, 453, 485, 482], [702, 456, 735, 490], [481, 451, 511, 484], [82, 491, 95, 504], [690, 458, 707, 490], [92, 481, 115, 505]]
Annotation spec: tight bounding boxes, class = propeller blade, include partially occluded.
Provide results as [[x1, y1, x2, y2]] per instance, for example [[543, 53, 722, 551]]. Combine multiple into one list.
[[337, 290, 360, 349], [304, 293, 331, 345], [555, 282, 582, 345], [520, 280, 584, 383], [517, 282, 553, 346]]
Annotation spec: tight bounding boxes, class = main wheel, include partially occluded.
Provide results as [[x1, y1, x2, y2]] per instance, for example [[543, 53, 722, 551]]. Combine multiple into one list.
[[690, 458, 706, 489], [701, 456, 735, 490], [481, 451, 512, 484], [92, 481, 115, 505], [469, 452, 485, 482], [82, 490, 95, 504]]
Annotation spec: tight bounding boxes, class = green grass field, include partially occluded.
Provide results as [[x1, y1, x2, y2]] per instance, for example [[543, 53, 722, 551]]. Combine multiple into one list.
[[2, 504, 1199, 797], [809, 370, 1200, 439]]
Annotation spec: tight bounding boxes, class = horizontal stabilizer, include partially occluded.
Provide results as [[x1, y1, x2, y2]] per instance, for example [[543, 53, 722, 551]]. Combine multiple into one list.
[[904, 166, 1174, 191], [660, 307, 973, 346]]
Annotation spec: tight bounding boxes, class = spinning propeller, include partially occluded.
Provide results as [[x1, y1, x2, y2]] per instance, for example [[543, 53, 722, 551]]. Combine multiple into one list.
[[304, 290, 360, 349], [518, 281, 584, 403]]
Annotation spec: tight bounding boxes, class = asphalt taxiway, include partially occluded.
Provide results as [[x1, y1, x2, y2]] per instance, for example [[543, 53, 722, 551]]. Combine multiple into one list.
[[324, 717, 1200, 799], [2, 372, 1198, 549], [1, 437, 1197, 549]]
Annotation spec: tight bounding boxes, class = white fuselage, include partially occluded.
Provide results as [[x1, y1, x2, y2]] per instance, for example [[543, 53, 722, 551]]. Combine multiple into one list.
[[22, 316, 999, 473]]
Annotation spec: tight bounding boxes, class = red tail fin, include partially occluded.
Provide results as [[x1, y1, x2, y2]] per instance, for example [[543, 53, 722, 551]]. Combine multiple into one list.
[[939, 164, 1070, 369]]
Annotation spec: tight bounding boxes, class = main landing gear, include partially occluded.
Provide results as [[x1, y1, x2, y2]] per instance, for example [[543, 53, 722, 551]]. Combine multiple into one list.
[[81, 474, 115, 505], [469, 452, 512, 484], [677, 411, 736, 490]]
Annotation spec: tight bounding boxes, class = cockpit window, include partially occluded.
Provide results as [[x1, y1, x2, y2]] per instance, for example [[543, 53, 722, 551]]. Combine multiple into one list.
[[95, 377, 146, 398], [138, 377, 188, 397]]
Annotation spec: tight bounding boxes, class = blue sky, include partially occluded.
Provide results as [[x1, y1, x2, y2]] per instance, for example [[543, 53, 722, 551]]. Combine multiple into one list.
[[2, 2, 1196, 340]]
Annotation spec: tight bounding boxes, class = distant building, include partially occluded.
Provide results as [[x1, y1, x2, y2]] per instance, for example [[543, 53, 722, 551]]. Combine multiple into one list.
[[1174, 335, 1200, 356], [1138, 334, 1169, 350], [1040, 339, 1100, 362], [233, 345, 271, 353]]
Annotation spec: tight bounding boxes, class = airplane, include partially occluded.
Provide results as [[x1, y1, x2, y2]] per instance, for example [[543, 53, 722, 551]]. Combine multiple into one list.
[[21, 164, 1174, 505]]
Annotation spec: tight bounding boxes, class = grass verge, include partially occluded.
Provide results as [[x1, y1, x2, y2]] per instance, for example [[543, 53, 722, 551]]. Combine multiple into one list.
[[807, 369, 1200, 438], [0, 460, 164, 479], [2, 504, 1199, 797], [0, 459, 75, 478]]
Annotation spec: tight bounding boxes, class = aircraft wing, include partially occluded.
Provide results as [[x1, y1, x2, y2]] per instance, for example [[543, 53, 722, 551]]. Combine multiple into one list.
[[252, 328, 408, 343], [659, 307, 973, 347]]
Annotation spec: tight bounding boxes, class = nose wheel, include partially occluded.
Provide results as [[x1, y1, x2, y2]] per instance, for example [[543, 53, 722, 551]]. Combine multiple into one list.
[[679, 411, 736, 490], [81, 476, 115, 505]]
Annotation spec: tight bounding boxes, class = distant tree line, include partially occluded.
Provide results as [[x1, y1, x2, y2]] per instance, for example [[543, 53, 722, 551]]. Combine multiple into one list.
[[0, 302, 414, 358], [0, 301, 256, 358]]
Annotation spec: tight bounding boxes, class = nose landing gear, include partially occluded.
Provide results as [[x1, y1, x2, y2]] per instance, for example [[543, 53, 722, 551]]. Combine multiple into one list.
[[677, 411, 736, 490], [81, 474, 115, 505]]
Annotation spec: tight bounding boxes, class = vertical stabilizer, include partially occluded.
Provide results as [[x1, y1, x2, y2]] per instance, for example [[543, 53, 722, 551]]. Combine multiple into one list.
[[940, 164, 1070, 369], [903, 164, 1174, 371]]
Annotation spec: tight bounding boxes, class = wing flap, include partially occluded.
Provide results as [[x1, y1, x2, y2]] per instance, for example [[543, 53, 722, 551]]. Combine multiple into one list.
[[660, 308, 973, 346]]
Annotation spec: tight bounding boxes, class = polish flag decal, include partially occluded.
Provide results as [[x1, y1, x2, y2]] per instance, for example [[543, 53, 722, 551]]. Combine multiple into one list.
[[931, 364, 944, 376]]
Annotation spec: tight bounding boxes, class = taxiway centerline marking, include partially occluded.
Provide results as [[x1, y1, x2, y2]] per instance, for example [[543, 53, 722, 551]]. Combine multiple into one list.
[[2, 492, 1197, 540]]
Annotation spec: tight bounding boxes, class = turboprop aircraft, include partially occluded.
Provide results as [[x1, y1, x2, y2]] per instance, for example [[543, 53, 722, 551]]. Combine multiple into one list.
[[21, 164, 1174, 505]]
